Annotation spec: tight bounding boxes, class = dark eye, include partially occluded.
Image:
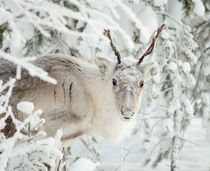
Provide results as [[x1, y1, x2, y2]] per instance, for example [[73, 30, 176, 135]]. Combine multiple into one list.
[[112, 79, 117, 86], [139, 81, 144, 87]]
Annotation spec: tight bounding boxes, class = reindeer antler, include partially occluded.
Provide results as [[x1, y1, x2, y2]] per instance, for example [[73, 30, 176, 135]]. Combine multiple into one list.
[[104, 29, 121, 64], [138, 24, 165, 65]]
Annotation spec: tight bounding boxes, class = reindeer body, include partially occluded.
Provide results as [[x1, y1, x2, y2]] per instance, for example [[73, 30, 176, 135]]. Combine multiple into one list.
[[1, 55, 141, 145], [1, 25, 164, 146]]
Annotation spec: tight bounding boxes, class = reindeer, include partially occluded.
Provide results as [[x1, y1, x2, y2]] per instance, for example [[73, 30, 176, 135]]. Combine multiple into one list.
[[0, 25, 164, 146]]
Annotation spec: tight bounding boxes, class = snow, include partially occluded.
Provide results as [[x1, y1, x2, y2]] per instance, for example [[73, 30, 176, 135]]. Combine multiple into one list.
[[168, 61, 177, 72], [161, 29, 170, 39], [97, 118, 210, 171], [168, 0, 182, 23], [70, 158, 100, 171], [16, 19, 34, 40], [204, 64, 210, 76], [191, 0, 205, 16], [154, 0, 167, 7], [85, 0, 114, 10], [17, 101, 34, 114], [117, 1, 151, 44], [182, 62, 191, 73], [183, 99, 193, 117], [179, 119, 210, 171]]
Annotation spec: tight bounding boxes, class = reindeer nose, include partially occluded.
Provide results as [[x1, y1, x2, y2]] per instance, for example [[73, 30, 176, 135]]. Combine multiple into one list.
[[121, 109, 134, 120]]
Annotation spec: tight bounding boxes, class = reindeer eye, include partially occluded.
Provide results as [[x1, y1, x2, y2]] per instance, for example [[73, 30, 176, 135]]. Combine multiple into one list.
[[139, 81, 144, 87], [112, 79, 117, 86]]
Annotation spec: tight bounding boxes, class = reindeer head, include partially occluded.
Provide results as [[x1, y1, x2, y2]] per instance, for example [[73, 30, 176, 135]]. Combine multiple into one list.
[[96, 25, 164, 121]]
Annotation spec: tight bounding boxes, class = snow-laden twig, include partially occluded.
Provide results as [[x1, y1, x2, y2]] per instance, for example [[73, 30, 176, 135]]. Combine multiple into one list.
[[177, 136, 207, 147], [157, 13, 181, 26], [116, 0, 149, 43], [19, 0, 114, 30], [0, 79, 16, 108], [4, 9, 26, 44], [149, 138, 170, 157], [108, 4, 120, 19], [67, 0, 134, 50], [80, 8, 107, 41], [0, 51, 57, 84], [22, 0, 113, 38]]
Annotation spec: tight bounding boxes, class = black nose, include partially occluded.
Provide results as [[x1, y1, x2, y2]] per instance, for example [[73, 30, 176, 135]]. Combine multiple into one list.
[[121, 110, 135, 120], [124, 116, 130, 120]]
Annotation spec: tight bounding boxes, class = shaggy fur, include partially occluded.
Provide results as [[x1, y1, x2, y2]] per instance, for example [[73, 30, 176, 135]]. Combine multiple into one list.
[[0, 54, 158, 146]]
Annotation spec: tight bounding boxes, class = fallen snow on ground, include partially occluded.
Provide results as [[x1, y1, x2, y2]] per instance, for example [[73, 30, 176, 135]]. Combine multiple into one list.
[[70, 158, 100, 171], [68, 118, 210, 170], [98, 118, 210, 171], [179, 119, 210, 171]]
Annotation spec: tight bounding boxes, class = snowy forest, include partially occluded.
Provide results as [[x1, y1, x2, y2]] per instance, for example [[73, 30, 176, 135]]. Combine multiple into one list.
[[0, 0, 210, 170]]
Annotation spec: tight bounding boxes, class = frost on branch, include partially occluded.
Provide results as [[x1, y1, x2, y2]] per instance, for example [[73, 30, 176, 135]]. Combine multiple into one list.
[[140, 14, 199, 169], [176, 25, 198, 65], [0, 100, 63, 170], [178, 0, 205, 22], [192, 17, 210, 141]]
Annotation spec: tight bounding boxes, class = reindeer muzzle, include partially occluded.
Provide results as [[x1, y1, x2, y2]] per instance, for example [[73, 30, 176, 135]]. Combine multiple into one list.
[[121, 110, 135, 120]]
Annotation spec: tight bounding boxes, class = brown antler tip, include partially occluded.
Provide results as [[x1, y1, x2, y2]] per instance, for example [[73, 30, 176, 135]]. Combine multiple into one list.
[[104, 29, 110, 34], [138, 24, 165, 65], [160, 24, 165, 30]]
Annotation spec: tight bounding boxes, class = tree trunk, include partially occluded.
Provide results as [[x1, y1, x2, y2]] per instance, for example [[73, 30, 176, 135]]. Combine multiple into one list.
[[170, 110, 180, 171]]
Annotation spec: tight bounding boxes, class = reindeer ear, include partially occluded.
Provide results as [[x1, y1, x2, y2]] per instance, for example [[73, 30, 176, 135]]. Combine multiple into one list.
[[95, 57, 111, 74], [141, 62, 159, 81]]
